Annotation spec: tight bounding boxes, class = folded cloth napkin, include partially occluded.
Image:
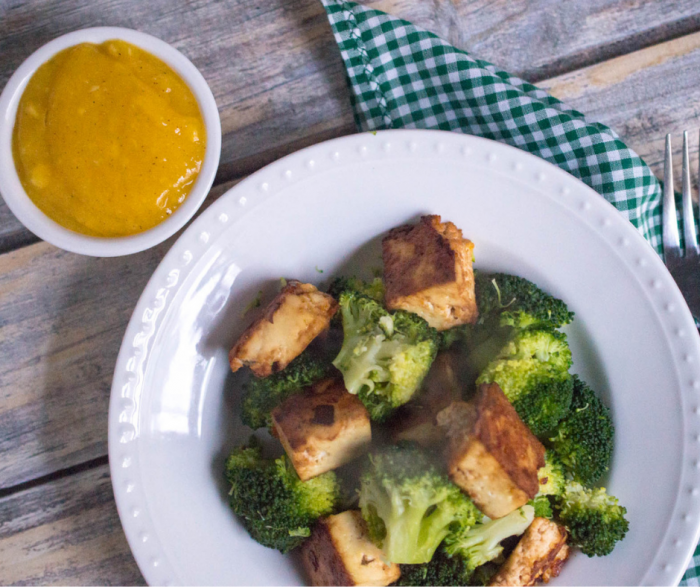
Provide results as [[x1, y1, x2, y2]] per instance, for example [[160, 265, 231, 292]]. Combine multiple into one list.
[[320, 1, 699, 583], [320, 0, 664, 255]]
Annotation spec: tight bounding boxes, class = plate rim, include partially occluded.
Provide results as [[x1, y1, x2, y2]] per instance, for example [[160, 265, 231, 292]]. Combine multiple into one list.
[[108, 128, 700, 586]]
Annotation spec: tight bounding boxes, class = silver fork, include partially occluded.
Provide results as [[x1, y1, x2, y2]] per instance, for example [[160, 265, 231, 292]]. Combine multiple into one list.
[[663, 131, 700, 319]]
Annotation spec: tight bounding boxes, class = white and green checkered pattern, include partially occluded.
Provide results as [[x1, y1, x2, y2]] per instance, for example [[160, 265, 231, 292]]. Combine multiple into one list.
[[686, 555, 700, 586], [321, 0, 664, 255], [320, 1, 700, 583]]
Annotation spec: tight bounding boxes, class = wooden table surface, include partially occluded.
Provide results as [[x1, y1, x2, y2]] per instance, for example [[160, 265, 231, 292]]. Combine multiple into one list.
[[1, 0, 700, 583]]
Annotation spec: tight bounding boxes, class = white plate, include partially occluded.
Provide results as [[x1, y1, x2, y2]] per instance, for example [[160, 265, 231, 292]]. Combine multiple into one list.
[[108, 129, 700, 586]]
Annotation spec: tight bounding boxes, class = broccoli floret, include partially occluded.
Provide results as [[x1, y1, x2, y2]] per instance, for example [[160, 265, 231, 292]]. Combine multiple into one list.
[[555, 481, 628, 556], [359, 445, 481, 564], [443, 505, 535, 577], [537, 451, 566, 497], [469, 563, 503, 586], [476, 328, 573, 435], [475, 272, 574, 329], [526, 452, 565, 520], [528, 495, 553, 519], [327, 275, 385, 303], [397, 549, 469, 586], [439, 326, 468, 351], [333, 291, 438, 421], [548, 375, 614, 486], [240, 350, 330, 429], [224, 441, 339, 553], [513, 377, 574, 436]]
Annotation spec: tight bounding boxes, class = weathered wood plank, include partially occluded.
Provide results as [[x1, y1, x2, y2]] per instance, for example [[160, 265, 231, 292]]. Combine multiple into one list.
[[441, 0, 700, 82], [0, 179, 237, 489], [1, 0, 700, 251], [0, 463, 145, 585], [540, 31, 700, 184], [3, 31, 700, 490]]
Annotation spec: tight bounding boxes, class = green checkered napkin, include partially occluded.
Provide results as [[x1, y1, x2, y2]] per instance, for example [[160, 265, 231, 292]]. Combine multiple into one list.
[[320, 1, 700, 583], [321, 0, 664, 254]]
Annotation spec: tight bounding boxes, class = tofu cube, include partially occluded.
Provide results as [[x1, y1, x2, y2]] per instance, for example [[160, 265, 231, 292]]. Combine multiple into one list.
[[229, 280, 338, 377], [540, 543, 570, 584], [272, 378, 371, 480], [489, 518, 570, 586], [301, 511, 401, 586], [437, 384, 545, 519], [382, 215, 477, 330]]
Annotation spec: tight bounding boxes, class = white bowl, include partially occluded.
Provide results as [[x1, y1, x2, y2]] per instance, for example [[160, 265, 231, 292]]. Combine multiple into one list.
[[0, 27, 221, 257], [109, 129, 700, 586]]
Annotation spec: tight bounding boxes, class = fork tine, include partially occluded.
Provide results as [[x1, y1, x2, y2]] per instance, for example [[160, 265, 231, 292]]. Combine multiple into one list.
[[664, 134, 681, 267], [682, 131, 699, 257]]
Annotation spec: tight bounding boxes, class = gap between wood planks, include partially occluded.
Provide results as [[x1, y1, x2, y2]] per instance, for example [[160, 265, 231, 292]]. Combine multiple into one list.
[[2, 25, 700, 498], [2, 10, 700, 257], [0, 455, 109, 500], [524, 10, 700, 83]]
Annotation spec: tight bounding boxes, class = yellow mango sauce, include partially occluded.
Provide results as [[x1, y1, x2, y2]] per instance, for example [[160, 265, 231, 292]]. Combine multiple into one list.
[[12, 40, 206, 237]]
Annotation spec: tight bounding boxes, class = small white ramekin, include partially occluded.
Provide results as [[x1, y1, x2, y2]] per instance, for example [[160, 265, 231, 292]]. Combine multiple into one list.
[[0, 27, 221, 257]]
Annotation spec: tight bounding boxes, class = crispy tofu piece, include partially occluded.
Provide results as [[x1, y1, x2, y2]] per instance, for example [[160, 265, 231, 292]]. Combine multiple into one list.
[[390, 352, 462, 446], [437, 384, 545, 518], [540, 543, 570, 583], [272, 378, 371, 480], [301, 511, 401, 587], [229, 280, 338, 377], [489, 518, 570, 586], [382, 215, 477, 330]]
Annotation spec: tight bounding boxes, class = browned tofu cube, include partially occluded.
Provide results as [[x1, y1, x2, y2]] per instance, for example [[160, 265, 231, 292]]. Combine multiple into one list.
[[540, 543, 570, 584], [382, 215, 477, 330], [437, 384, 545, 519], [489, 518, 570, 586], [272, 378, 371, 480], [301, 511, 401, 587], [229, 280, 338, 377]]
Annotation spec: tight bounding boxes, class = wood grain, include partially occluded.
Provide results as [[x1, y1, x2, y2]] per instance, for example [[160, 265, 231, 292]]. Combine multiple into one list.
[[3, 31, 700, 491], [1, 0, 700, 252], [540, 31, 700, 185], [0, 179, 237, 490], [0, 463, 145, 585], [3, 2, 700, 582]]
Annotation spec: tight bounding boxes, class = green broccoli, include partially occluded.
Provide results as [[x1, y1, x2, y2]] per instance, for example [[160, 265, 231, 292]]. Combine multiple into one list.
[[443, 505, 535, 578], [528, 495, 553, 519], [537, 451, 566, 497], [396, 549, 469, 586], [439, 325, 469, 351], [239, 350, 331, 429], [476, 328, 573, 435], [527, 452, 566, 520], [555, 481, 628, 557], [359, 445, 481, 564], [548, 375, 614, 486], [333, 291, 438, 421], [469, 563, 503, 586], [327, 275, 385, 303], [475, 272, 574, 329], [224, 441, 339, 553]]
